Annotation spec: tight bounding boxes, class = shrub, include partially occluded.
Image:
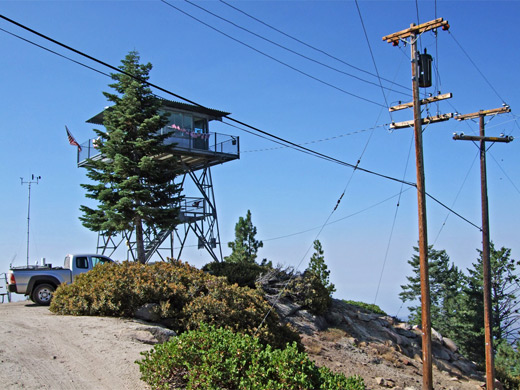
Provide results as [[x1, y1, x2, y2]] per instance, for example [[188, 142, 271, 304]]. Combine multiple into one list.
[[496, 367, 520, 390], [343, 300, 387, 316], [138, 324, 365, 390], [50, 261, 299, 349], [202, 261, 269, 288], [256, 266, 332, 315], [496, 340, 520, 390], [288, 272, 332, 315]]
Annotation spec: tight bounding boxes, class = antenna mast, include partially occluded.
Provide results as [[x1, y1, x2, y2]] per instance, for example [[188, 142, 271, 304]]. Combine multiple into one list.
[[20, 174, 41, 267]]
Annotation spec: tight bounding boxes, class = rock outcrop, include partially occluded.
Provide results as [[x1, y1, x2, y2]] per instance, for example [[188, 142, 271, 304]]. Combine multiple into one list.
[[258, 269, 485, 389]]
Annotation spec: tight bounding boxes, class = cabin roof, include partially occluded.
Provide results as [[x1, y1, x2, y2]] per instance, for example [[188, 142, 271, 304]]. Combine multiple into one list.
[[86, 98, 231, 125]]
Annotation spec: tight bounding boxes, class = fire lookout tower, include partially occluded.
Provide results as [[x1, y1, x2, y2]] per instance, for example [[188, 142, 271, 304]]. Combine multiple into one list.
[[76, 99, 239, 263]]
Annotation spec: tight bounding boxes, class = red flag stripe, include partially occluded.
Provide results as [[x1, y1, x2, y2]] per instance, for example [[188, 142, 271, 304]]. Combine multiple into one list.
[[66, 126, 82, 152]]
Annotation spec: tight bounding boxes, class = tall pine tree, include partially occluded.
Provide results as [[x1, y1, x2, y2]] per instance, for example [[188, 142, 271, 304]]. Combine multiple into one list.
[[400, 243, 520, 365], [80, 51, 183, 264], [399, 245, 465, 342], [225, 210, 263, 263], [456, 244, 520, 363]]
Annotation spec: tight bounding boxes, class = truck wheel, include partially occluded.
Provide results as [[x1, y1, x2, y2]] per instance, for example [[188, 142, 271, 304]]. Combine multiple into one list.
[[32, 284, 55, 306]]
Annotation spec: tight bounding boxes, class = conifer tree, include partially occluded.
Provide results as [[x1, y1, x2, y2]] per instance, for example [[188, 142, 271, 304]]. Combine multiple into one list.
[[307, 239, 336, 297], [226, 210, 263, 263], [399, 245, 465, 341], [456, 244, 520, 363], [400, 243, 520, 365], [80, 51, 183, 264]]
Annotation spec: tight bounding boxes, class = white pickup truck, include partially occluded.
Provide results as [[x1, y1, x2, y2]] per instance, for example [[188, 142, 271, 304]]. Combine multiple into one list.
[[7, 254, 114, 305]]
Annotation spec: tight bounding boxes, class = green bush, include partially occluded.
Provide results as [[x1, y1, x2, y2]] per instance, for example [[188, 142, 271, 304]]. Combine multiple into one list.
[[138, 324, 365, 390], [50, 261, 299, 349], [496, 367, 520, 390], [343, 300, 387, 316], [287, 272, 332, 315], [202, 261, 269, 288], [496, 340, 520, 390]]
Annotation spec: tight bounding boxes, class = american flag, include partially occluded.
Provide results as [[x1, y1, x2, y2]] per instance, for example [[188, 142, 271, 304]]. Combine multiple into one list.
[[66, 126, 82, 152]]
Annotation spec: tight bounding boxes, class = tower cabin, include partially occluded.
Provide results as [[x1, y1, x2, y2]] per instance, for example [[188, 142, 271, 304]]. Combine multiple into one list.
[[77, 99, 239, 170], [76, 99, 239, 263]]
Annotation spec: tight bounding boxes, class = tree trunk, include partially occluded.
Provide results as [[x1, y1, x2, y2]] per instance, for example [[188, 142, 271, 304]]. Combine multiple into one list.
[[135, 217, 146, 264]]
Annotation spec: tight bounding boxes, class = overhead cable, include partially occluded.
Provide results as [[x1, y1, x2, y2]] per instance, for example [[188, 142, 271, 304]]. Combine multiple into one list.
[[0, 12, 406, 184], [261, 187, 414, 242], [0, 13, 480, 230], [426, 192, 481, 231], [488, 152, 520, 197], [237, 123, 388, 153], [354, 0, 392, 116], [181, 0, 409, 97], [0, 27, 111, 78], [158, 0, 387, 107], [218, 0, 410, 93], [448, 31, 507, 105], [374, 131, 414, 305], [432, 151, 479, 245]]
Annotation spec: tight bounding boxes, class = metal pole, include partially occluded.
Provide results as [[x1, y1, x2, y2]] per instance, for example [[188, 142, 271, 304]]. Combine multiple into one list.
[[411, 30, 433, 390], [26, 181, 32, 267], [21, 175, 41, 267], [480, 114, 495, 390]]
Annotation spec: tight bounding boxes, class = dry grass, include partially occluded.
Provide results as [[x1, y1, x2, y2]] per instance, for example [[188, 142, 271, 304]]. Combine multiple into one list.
[[321, 327, 347, 342], [305, 340, 323, 355]]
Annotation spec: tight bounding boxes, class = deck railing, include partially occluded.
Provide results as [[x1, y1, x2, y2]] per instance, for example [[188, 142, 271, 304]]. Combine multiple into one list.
[[77, 131, 239, 166]]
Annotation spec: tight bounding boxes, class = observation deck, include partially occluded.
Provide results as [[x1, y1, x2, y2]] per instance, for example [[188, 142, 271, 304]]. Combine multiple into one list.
[[77, 99, 239, 171], [76, 130, 239, 171]]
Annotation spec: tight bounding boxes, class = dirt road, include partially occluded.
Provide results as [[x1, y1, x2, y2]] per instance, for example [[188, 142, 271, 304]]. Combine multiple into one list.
[[0, 301, 156, 389], [0, 300, 486, 390]]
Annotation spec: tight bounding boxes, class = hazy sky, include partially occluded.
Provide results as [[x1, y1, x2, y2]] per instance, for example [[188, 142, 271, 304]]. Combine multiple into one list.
[[1, 0, 519, 316]]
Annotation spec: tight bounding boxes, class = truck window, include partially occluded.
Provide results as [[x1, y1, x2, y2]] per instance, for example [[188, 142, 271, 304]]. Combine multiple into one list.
[[76, 257, 88, 269], [91, 256, 110, 267]]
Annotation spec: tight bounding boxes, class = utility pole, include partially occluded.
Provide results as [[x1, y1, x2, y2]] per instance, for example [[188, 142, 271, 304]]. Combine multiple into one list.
[[20, 174, 41, 267], [453, 106, 512, 390], [383, 18, 450, 390]]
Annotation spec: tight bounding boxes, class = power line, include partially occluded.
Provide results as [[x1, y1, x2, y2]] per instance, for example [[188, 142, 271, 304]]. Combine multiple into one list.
[[415, 0, 421, 27], [222, 118, 414, 186], [374, 131, 415, 305], [0, 12, 405, 183], [218, 0, 411, 94], [432, 150, 479, 245], [448, 31, 508, 105], [433, 0, 441, 115], [158, 0, 387, 107], [354, 0, 392, 120], [0, 13, 480, 231], [489, 151, 520, 197], [427, 192, 481, 231], [261, 187, 414, 242], [0, 27, 111, 78], [179, 0, 410, 97], [238, 123, 387, 153], [184, 0, 410, 96]]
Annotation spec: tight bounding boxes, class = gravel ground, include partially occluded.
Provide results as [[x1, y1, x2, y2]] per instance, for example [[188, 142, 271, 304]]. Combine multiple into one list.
[[0, 301, 154, 389]]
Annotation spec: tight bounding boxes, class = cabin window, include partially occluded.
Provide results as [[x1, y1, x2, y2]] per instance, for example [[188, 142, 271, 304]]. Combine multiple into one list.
[[162, 111, 207, 135], [182, 115, 193, 132], [91, 256, 110, 267], [76, 257, 88, 269], [194, 118, 207, 134]]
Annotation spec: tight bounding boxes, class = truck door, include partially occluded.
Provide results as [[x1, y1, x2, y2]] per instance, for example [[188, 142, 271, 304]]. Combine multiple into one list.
[[72, 256, 89, 280]]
